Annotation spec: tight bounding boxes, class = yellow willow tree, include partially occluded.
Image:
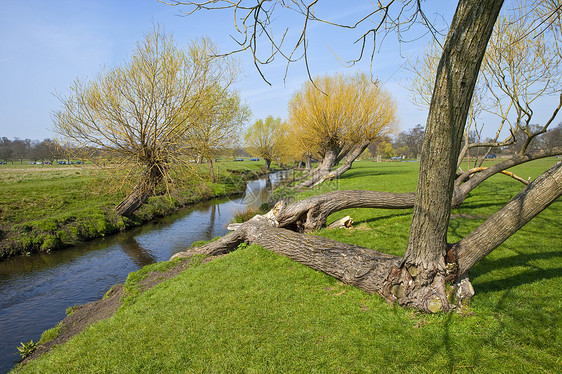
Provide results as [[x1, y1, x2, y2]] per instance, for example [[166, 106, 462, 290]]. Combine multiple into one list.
[[53, 29, 242, 216], [189, 84, 251, 182], [244, 116, 284, 170], [288, 72, 397, 188]]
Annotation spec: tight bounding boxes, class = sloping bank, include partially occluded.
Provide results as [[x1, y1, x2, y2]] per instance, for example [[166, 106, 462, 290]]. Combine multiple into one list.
[[15, 253, 217, 369], [0, 166, 280, 260]]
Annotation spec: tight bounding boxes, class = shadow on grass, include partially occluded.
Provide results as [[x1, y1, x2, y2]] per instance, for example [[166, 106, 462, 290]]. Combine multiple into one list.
[[474, 267, 561, 293], [362, 212, 412, 225], [338, 167, 411, 180]]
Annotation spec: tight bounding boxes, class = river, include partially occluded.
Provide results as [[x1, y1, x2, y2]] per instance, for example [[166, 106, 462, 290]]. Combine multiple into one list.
[[0, 170, 291, 373]]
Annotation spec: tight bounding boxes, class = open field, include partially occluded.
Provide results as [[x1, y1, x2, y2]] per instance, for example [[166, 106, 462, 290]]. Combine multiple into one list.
[[0, 160, 276, 258], [14, 158, 561, 373]]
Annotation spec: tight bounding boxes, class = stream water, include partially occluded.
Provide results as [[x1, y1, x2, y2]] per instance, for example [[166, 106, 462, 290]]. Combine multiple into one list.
[[0, 170, 291, 373]]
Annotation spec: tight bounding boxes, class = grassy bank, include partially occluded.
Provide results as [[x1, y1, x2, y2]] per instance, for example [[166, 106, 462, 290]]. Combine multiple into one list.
[[13, 158, 562, 373], [0, 160, 276, 259]]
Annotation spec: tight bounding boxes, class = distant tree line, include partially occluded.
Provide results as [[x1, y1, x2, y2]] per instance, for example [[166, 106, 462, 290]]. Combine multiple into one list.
[[0, 137, 68, 164]]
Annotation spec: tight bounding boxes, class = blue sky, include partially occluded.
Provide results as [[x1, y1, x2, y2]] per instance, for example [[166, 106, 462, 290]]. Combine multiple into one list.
[[0, 1, 558, 141]]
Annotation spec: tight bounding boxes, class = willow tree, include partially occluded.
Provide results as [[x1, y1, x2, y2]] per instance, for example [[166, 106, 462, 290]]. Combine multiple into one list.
[[53, 30, 241, 216], [166, 0, 561, 312], [189, 84, 251, 182], [244, 116, 284, 170], [288, 72, 397, 188]]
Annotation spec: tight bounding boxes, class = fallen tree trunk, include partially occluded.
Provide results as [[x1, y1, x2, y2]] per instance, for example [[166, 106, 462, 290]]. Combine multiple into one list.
[[272, 190, 415, 231], [172, 161, 562, 313]]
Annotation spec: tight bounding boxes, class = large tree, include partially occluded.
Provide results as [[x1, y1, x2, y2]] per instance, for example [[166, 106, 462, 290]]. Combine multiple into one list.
[[288, 72, 397, 188], [53, 29, 241, 216], [166, 0, 561, 312]]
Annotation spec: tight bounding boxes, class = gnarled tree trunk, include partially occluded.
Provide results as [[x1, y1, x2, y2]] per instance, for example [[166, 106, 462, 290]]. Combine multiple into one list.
[[297, 147, 339, 188], [306, 140, 371, 187], [297, 141, 370, 188], [400, 0, 503, 312], [114, 164, 164, 216]]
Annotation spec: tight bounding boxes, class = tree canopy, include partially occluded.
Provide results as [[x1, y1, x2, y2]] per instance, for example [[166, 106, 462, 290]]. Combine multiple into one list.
[[53, 29, 246, 215]]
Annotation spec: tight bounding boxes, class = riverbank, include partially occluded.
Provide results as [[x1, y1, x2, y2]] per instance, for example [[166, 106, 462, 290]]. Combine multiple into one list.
[[11, 159, 561, 373], [0, 161, 283, 259], [18, 253, 217, 367]]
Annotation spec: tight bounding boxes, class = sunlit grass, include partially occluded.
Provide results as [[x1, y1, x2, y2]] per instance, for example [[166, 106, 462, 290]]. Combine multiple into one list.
[[13, 158, 562, 373]]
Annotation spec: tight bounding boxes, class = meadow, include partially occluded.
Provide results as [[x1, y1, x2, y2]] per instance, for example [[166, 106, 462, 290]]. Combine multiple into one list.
[[13, 158, 561, 373], [0, 160, 272, 258]]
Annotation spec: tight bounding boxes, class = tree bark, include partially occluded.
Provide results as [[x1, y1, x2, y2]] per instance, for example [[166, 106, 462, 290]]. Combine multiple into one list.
[[297, 147, 339, 188], [209, 159, 215, 183], [272, 190, 415, 232], [265, 158, 272, 170], [451, 161, 562, 278], [401, 0, 503, 310], [114, 164, 164, 216], [305, 153, 312, 170], [308, 140, 371, 187]]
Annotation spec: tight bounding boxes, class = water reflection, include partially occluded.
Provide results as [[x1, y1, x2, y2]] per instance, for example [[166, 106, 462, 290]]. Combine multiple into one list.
[[119, 236, 157, 267]]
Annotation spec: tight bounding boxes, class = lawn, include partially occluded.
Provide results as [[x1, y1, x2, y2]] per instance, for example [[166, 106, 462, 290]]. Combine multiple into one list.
[[14, 158, 562, 373]]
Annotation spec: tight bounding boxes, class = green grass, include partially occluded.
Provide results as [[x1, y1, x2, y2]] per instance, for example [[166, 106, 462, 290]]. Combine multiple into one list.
[[13, 158, 562, 373], [0, 160, 276, 258]]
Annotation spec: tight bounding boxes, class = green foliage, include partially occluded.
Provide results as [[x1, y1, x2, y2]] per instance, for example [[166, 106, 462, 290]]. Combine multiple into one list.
[[38, 323, 63, 345], [65, 305, 79, 315], [121, 258, 183, 306], [232, 206, 258, 223], [40, 235, 60, 251], [16, 340, 37, 360]]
